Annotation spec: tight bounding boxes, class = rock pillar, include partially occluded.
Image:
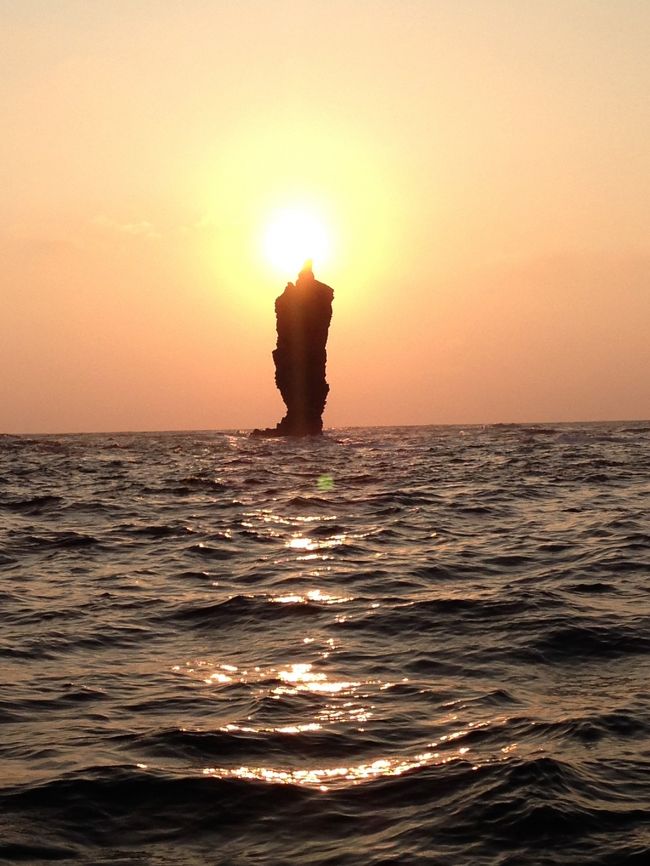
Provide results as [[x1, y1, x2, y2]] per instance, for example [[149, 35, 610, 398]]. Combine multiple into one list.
[[252, 262, 333, 437]]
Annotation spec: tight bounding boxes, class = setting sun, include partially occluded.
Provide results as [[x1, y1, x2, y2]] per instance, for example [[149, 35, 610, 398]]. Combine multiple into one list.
[[262, 206, 332, 277]]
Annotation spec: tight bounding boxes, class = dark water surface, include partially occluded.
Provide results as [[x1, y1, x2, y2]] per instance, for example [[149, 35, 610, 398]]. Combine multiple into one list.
[[1, 424, 649, 865]]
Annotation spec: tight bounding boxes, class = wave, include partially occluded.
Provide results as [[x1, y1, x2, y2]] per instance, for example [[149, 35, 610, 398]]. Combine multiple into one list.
[[166, 594, 325, 628], [1, 756, 647, 859], [2, 425, 649, 865], [0, 494, 63, 515]]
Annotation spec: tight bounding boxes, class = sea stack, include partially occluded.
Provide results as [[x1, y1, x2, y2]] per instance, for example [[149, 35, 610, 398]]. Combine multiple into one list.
[[252, 261, 334, 437]]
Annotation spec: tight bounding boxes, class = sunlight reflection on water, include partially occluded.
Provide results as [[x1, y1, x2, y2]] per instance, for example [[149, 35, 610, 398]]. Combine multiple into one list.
[[168, 656, 522, 787], [201, 749, 464, 790], [272, 589, 352, 604]]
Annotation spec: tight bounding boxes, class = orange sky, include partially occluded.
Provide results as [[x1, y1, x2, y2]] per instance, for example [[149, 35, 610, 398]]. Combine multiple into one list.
[[2, 0, 649, 433]]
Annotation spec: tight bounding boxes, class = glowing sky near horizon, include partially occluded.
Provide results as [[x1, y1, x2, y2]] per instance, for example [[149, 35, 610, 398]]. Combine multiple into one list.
[[1, 0, 649, 432]]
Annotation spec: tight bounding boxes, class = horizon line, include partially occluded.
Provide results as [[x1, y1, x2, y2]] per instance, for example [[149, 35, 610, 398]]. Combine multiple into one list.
[[3, 418, 649, 437]]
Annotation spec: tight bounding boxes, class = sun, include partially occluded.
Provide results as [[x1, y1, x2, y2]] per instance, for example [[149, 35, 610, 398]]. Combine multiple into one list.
[[262, 205, 331, 277]]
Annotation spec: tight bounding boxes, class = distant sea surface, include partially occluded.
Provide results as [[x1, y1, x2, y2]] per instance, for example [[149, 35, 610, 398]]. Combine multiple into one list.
[[1, 424, 649, 865]]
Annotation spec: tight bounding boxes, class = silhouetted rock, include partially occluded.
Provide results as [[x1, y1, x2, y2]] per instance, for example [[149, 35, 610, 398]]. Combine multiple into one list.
[[252, 262, 333, 437]]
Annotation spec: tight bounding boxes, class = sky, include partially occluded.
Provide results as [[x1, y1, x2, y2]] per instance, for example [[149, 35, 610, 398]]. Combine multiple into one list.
[[1, 0, 649, 433]]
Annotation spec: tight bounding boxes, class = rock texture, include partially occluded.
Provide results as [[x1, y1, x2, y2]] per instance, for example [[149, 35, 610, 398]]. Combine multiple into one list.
[[252, 262, 334, 437]]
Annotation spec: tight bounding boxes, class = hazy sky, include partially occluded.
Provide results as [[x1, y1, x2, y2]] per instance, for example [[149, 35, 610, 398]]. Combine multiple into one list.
[[2, 0, 649, 433]]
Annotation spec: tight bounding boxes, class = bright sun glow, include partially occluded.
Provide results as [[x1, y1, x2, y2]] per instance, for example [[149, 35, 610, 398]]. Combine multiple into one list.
[[262, 206, 331, 277]]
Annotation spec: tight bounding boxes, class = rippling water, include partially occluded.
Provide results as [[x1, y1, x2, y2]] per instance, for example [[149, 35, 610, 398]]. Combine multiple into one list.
[[1, 424, 649, 865]]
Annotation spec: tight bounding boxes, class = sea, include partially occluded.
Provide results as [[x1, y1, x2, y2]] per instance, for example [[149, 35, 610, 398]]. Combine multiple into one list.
[[1, 423, 649, 866]]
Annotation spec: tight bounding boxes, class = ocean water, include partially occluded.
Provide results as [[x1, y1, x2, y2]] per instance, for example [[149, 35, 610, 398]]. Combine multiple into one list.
[[1, 424, 649, 866]]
